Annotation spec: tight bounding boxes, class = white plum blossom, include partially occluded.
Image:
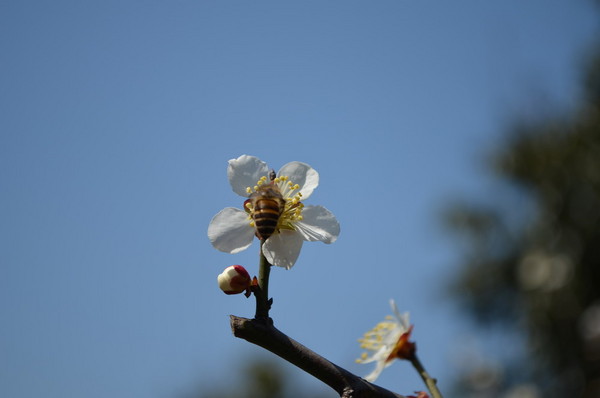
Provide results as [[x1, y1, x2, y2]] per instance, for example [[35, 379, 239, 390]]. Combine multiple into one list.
[[208, 155, 340, 269], [356, 299, 414, 382]]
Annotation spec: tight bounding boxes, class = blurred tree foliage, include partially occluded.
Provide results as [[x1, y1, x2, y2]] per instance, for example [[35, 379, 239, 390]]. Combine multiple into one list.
[[182, 356, 333, 398], [444, 44, 600, 397]]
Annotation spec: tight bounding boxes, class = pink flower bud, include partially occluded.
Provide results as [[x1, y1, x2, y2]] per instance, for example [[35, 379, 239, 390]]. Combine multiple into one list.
[[217, 265, 251, 295]]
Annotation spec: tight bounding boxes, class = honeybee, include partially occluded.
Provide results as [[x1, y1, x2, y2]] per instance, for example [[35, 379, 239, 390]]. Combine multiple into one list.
[[245, 170, 285, 240]]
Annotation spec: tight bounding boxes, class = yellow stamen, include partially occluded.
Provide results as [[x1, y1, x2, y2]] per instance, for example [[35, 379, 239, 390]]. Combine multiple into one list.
[[246, 174, 308, 232]]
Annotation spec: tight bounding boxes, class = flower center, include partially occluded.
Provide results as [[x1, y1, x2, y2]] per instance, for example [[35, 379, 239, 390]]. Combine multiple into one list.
[[244, 175, 304, 232], [358, 319, 397, 351]]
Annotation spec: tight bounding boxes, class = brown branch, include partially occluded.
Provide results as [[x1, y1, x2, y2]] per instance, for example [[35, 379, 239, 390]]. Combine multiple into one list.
[[409, 355, 443, 398], [230, 315, 405, 398]]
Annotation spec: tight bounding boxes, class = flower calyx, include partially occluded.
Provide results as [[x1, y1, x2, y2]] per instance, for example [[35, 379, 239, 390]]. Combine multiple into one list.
[[388, 325, 416, 361], [407, 392, 430, 398]]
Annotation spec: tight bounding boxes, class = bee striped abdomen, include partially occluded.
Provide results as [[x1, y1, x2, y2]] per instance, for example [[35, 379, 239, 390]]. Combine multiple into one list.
[[253, 198, 282, 240]]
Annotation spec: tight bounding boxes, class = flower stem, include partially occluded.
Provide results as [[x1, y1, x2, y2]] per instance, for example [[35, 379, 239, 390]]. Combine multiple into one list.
[[409, 354, 443, 398], [254, 240, 272, 320]]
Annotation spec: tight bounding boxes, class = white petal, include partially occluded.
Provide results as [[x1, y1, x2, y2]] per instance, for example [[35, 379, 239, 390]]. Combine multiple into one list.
[[208, 207, 255, 253], [262, 230, 304, 269], [363, 358, 394, 382], [382, 328, 405, 347], [358, 347, 387, 365], [227, 155, 269, 197], [294, 205, 340, 243], [390, 299, 411, 330], [277, 161, 319, 200]]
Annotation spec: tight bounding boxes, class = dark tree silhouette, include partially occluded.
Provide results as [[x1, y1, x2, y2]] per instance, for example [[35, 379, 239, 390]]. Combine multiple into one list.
[[444, 45, 600, 398], [182, 356, 334, 398]]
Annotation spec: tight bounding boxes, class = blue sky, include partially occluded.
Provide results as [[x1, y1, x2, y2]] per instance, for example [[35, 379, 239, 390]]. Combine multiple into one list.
[[1, 1, 598, 397]]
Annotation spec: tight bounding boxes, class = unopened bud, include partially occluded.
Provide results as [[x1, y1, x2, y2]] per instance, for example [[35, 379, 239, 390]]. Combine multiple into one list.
[[217, 265, 251, 295]]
